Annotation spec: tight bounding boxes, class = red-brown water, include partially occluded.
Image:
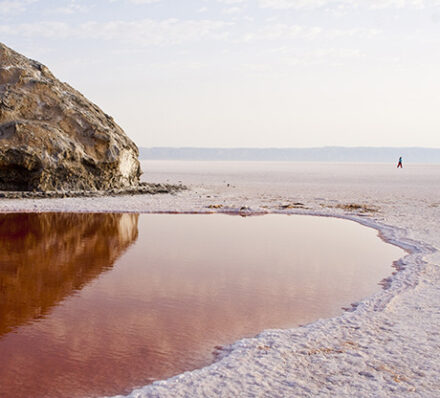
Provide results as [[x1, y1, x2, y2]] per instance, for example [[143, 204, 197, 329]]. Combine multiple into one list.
[[0, 213, 404, 398]]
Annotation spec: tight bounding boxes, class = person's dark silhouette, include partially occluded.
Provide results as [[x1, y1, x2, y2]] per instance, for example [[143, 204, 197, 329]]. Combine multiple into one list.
[[397, 156, 403, 168]]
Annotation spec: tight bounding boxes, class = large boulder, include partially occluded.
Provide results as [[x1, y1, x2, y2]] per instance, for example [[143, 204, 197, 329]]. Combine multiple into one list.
[[0, 42, 141, 192]]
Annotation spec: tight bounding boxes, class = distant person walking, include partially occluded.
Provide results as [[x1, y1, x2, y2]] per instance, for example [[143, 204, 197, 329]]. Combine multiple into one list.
[[397, 156, 403, 168]]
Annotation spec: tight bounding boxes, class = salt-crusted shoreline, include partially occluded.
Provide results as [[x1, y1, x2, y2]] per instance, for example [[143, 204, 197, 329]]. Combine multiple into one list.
[[1, 161, 439, 397]]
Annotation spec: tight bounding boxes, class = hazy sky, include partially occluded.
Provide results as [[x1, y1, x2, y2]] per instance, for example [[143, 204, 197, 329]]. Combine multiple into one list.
[[1, 0, 440, 147]]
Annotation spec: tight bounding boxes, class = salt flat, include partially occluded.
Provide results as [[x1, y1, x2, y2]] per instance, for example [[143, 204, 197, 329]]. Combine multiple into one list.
[[1, 161, 439, 398]]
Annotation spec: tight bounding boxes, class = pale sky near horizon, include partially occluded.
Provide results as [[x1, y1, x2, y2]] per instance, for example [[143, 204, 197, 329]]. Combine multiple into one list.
[[1, 0, 440, 148]]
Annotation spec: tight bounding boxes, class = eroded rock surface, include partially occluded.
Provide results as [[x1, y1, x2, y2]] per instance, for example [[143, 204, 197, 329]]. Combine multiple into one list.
[[0, 42, 141, 192]]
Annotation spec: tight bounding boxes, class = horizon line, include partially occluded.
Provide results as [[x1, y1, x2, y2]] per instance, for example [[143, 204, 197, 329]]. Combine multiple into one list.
[[140, 146, 440, 150]]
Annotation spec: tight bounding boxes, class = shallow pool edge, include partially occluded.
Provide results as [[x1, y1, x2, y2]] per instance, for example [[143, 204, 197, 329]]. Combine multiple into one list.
[[106, 208, 436, 398]]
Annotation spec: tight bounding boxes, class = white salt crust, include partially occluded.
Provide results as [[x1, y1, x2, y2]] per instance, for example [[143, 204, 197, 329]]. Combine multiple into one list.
[[1, 161, 439, 398]]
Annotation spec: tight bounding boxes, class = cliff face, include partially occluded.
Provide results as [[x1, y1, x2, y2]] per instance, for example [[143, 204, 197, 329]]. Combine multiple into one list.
[[0, 42, 141, 192]]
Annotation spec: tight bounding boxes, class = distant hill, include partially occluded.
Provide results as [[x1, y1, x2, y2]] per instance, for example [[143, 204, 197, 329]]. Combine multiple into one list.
[[139, 147, 440, 163]]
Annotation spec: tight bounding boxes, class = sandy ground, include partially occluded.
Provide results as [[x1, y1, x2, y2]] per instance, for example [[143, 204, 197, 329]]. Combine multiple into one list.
[[1, 161, 439, 397]]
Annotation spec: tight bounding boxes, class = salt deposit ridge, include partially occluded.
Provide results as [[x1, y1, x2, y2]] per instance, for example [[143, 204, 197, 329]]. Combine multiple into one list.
[[1, 161, 439, 397]]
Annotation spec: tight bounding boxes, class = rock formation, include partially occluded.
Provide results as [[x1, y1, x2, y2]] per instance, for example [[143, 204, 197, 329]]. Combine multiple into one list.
[[0, 42, 141, 192]]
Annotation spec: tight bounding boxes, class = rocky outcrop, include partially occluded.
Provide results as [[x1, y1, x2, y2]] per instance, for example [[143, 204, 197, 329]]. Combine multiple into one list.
[[0, 42, 141, 192]]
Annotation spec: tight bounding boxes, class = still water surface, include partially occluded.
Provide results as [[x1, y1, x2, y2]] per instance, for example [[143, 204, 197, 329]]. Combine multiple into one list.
[[0, 213, 404, 398]]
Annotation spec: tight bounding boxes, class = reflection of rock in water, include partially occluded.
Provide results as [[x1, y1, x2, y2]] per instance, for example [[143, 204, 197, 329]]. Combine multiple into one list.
[[0, 213, 138, 336]]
